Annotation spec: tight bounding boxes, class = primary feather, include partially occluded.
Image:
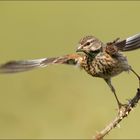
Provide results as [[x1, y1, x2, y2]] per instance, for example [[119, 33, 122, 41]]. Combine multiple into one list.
[[115, 33, 140, 51], [0, 54, 84, 73]]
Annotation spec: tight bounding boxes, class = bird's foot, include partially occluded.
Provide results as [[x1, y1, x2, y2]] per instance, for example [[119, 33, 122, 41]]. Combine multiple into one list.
[[117, 102, 128, 116], [118, 102, 127, 109]]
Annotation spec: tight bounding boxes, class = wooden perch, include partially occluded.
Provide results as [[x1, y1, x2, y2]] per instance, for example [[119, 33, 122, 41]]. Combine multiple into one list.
[[93, 88, 140, 140]]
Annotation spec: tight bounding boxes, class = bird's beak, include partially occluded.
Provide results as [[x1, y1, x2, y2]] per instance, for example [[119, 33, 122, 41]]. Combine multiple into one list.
[[76, 45, 83, 52]]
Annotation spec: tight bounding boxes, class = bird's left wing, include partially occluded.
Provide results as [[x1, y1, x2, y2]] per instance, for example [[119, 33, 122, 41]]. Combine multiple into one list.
[[115, 33, 140, 51], [0, 54, 84, 73]]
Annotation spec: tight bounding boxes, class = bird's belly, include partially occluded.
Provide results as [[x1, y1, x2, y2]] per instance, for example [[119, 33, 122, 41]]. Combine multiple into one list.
[[83, 53, 130, 79]]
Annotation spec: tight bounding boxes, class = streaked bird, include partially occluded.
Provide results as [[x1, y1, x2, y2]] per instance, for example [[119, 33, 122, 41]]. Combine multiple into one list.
[[0, 33, 140, 108]]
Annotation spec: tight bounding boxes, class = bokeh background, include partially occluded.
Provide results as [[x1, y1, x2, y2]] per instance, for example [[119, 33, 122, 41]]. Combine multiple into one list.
[[0, 1, 140, 139]]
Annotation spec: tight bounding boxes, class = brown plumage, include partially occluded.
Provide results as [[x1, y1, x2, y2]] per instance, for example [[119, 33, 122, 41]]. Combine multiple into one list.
[[0, 33, 140, 108]]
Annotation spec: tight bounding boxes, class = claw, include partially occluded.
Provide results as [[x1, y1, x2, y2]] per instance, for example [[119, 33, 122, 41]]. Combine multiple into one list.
[[118, 102, 127, 109]]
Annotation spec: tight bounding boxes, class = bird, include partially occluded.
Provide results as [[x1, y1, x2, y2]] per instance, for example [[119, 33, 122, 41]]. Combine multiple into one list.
[[0, 33, 140, 108]]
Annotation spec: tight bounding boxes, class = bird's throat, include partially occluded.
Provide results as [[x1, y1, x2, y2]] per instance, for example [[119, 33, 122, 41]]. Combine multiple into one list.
[[87, 50, 100, 59]]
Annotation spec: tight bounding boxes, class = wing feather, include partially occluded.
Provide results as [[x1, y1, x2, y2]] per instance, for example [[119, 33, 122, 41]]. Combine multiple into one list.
[[115, 33, 140, 51], [0, 54, 84, 73]]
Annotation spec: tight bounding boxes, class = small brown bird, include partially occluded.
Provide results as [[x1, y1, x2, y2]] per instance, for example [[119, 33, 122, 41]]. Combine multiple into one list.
[[0, 33, 140, 108]]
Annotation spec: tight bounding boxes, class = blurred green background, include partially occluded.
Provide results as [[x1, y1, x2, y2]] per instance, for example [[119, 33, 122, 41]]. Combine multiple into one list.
[[0, 1, 140, 139]]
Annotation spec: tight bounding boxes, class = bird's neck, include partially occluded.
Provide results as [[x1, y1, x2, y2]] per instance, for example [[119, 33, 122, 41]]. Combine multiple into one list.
[[86, 50, 100, 60]]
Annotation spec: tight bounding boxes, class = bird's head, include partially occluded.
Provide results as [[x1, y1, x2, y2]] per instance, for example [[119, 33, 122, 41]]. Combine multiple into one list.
[[76, 35, 103, 56]]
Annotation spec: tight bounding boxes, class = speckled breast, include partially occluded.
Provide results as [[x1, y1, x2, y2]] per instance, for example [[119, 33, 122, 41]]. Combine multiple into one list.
[[82, 52, 130, 79]]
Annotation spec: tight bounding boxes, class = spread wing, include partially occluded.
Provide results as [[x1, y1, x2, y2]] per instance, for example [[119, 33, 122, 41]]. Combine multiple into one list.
[[115, 33, 140, 51], [0, 54, 84, 73]]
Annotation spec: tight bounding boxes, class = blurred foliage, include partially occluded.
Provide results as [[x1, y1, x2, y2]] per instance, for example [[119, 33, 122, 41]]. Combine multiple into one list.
[[0, 1, 140, 139]]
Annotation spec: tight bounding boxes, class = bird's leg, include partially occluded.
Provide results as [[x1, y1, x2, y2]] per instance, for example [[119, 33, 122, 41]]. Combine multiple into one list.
[[104, 78, 122, 108], [130, 68, 140, 88]]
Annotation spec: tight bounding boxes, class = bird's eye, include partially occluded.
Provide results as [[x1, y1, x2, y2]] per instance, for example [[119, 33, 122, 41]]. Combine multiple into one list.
[[85, 42, 90, 46]]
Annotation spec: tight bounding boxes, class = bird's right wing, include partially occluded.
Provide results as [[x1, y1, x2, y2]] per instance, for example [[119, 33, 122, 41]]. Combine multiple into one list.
[[0, 54, 84, 73]]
